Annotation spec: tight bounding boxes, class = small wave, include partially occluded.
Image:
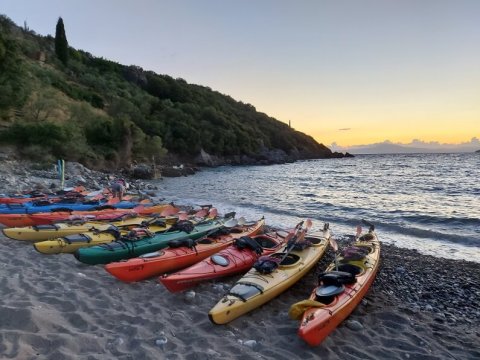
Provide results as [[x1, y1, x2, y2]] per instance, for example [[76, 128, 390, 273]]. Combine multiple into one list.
[[401, 215, 480, 227], [372, 221, 480, 247], [300, 193, 317, 198]]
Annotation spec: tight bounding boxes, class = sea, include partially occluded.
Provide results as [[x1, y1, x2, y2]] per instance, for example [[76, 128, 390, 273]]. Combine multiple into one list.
[[153, 153, 480, 263]]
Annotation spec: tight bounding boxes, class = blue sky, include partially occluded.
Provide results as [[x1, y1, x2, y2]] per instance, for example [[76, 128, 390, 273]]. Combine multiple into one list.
[[2, 0, 480, 150]]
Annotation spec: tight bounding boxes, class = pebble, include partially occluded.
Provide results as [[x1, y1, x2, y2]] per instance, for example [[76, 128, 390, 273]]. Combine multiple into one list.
[[345, 320, 364, 331], [243, 340, 258, 349], [372, 242, 480, 331], [184, 290, 196, 302]]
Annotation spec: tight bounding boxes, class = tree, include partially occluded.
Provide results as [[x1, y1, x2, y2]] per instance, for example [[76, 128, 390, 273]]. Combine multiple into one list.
[[55, 17, 68, 65]]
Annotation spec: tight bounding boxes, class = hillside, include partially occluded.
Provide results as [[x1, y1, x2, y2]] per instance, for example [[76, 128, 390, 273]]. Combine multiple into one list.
[[0, 15, 346, 171]]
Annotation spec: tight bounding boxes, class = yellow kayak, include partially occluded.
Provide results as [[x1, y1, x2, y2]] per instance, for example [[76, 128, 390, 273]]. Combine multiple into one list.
[[33, 221, 171, 254], [2, 216, 174, 242], [32, 209, 217, 254], [208, 222, 330, 325]]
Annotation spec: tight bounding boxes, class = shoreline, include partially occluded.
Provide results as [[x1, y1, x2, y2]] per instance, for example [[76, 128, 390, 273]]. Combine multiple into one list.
[[0, 160, 478, 359]]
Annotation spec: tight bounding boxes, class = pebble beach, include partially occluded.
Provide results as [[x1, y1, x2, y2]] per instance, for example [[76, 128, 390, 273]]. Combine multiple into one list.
[[0, 160, 479, 360]]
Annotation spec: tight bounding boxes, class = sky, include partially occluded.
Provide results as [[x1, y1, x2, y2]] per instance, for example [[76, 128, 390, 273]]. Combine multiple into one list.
[[2, 0, 480, 150]]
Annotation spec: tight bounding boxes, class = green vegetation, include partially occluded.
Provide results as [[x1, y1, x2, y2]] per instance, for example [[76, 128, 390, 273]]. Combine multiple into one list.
[[0, 15, 336, 169]]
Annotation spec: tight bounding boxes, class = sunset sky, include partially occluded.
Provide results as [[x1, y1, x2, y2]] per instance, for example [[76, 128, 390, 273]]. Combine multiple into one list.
[[2, 0, 479, 148]]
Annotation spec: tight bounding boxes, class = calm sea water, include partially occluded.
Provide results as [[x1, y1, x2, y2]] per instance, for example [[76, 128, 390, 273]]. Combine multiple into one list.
[[153, 153, 480, 263]]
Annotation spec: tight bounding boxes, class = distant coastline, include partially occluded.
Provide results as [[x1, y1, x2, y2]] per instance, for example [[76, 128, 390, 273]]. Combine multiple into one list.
[[331, 138, 480, 155]]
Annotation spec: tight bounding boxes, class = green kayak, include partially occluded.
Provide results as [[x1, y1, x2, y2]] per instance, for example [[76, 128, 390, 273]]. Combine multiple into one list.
[[73, 219, 229, 265]]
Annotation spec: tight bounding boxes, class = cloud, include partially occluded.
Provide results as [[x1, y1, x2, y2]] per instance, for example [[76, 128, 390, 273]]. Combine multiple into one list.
[[338, 128, 351, 131], [331, 137, 480, 154]]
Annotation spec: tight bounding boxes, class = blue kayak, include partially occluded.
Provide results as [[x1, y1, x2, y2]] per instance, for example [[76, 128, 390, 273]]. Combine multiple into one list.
[[0, 200, 142, 214]]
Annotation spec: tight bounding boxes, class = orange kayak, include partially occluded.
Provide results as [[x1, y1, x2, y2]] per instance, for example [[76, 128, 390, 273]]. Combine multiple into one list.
[[292, 225, 380, 346], [105, 218, 265, 282], [160, 229, 290, 293]]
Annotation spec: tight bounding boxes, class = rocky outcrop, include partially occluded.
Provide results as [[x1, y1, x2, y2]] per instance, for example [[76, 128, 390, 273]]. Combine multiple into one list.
[[192, 147, 353, 168]]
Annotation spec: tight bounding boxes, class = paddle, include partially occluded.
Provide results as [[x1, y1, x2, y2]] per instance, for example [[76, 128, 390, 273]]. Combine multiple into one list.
[[253, 219, 312, 274], [280, 219, 313, 262], [361, 219, 375, 232], [329, 236, 339, 271], [355, 225, 362, 241]]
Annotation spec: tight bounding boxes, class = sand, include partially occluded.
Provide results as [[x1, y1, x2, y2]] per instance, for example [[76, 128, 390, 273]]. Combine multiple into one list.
[[0, 230, 478, 360]]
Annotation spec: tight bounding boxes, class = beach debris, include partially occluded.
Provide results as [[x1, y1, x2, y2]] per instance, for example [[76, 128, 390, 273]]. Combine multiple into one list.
[[155, 331, 168, 349], [345, 320, 363, 331], [184, 290, 196, 302]]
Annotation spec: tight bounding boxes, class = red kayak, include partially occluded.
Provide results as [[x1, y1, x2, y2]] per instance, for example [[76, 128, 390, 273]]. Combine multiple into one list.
[[0, 204, 177, 227], [105, 218, 265, 283], [160, 228, 290, 293], [292, 225, 380, 346]]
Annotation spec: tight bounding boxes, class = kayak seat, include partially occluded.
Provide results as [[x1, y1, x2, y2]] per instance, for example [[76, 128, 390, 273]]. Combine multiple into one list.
[[337, 264, 364, 276], [254, 236, 277, 249], [271, 253, 301, 266], [359, 233, 375, 241], [33, 224, 60, 231], [340, 246, 369, 261], [235, 236, 263, 254], [168, 238, 197, 249], [318, 271, 356, 286], [64, 234, 91, 244], [315, 284, 345, 305], [304, 236, 322, 245]]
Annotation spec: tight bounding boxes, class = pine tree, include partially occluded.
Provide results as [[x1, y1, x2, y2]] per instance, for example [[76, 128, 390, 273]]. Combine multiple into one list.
[[55, 17, 68, 65]]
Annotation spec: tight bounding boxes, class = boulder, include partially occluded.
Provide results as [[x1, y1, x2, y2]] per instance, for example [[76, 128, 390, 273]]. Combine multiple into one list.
[[195, 149, 220, 166], [131, 163, 158, 180]]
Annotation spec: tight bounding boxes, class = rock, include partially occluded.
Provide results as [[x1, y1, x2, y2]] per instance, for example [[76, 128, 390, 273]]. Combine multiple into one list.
[[131, 163, 158, 179], [195, 149, 220, 167], [243, 340, 258, 349], [345, 320, 364, 331]]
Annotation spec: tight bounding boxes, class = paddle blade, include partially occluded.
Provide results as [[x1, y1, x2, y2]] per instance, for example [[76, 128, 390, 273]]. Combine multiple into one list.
[[208, 208, 218, 219], [195, 208, 208, 218], [178, 212, 188, 221], [329, 237, 339, 252], [224, 218, 238, 228], [356, 225, 362, 238], [160, 206, 179, 217], [237, 217, 246, 226], [305, 219, 313, 231]]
